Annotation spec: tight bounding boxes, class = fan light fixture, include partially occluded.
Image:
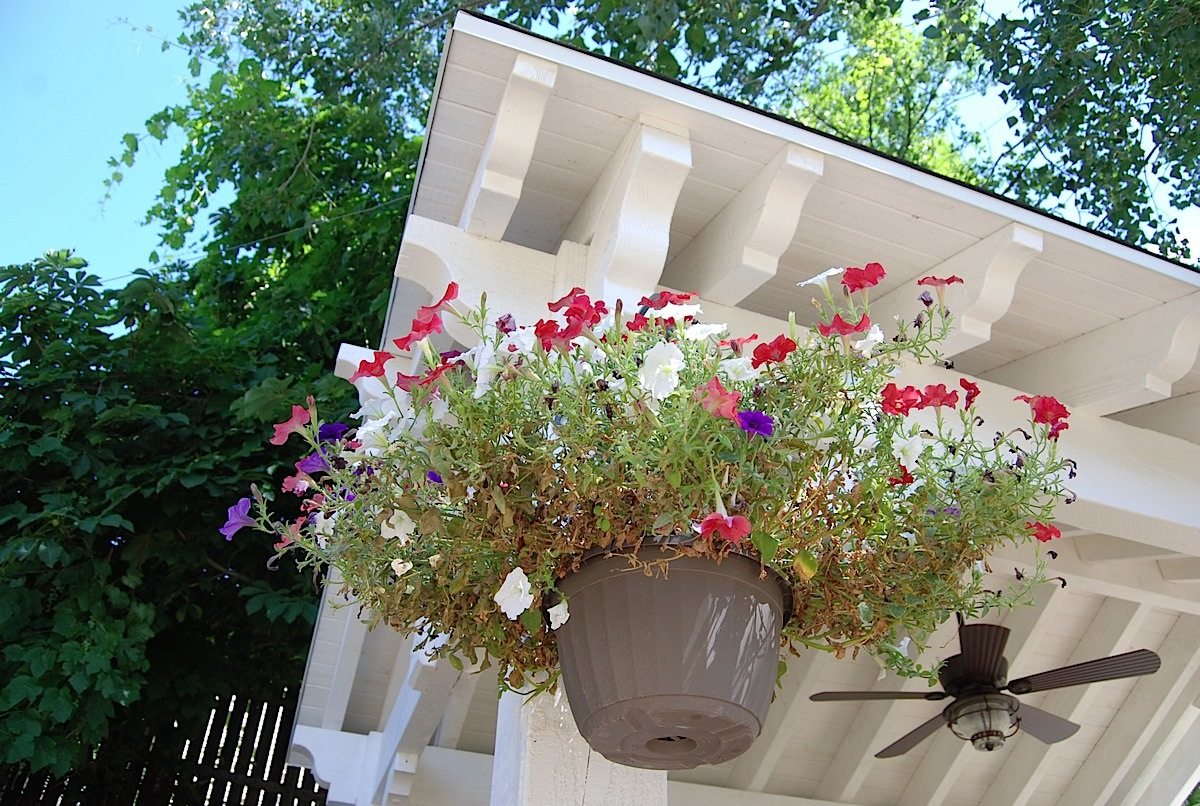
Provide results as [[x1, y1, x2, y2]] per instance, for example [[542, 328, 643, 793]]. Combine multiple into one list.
[[946, 693, 1020, 751]]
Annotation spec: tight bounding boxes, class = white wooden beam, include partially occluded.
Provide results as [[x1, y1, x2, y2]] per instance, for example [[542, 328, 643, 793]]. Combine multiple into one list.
[[661, 144, 823, 305], [987, 291, 1200, 415], [1159, 557, 1200, 584], [291, 725, 376, 805], [1113, 680, 1200, 806], [394, 214, 558, 335], [369, 642, 463, 804], [431, 669, 482, 749], [1074, 533, 1187, 564], [812, 617, 961, 802], [987, 598, 1149, 806], [459, 54, 558, 240], [870, 223, 1043, 355], [897, 362, 1200, 557], [562, 115, 692, 301], [724, 651, 835, 791], [489, 689, 668, 806], [1123, 706, 1200, 806], [896, 584, 1061, 806], [990, 540, 1200, 617], [1057, 614, 1200, 806], [1111, 389, 1200, 444]]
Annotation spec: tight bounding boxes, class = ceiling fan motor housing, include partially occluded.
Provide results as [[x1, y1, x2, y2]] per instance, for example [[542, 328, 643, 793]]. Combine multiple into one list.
[[944, 693, 1021, 751]]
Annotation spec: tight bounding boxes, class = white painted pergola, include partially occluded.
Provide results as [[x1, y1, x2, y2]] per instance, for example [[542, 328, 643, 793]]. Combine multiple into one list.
[[286, 13, 1200, 806]]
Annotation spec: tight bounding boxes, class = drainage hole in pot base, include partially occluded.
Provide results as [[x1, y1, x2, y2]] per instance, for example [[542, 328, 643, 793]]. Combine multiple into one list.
[[645, 736, 699, 757]]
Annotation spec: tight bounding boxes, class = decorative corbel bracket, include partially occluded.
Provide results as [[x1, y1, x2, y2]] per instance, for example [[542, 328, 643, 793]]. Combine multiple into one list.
[[988, 291, 1200, 415], [562, 114, 692, 302], [869, 223, 1043, 357], [662, 144, 823, 305], [459, 54, 559, 240]]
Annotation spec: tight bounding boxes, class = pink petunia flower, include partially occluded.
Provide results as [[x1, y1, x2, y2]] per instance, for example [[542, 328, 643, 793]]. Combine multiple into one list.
[[698, 512, 752, 545]]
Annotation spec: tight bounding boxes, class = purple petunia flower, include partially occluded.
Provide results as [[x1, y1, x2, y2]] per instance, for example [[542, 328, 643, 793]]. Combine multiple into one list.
[[426, 470, 444, 484], [296, 452, 329, 475], [736, 410, 774, 438], [220, 497, 256, 541], [919, 290, 935, 308], [318, 422, 349, 443]]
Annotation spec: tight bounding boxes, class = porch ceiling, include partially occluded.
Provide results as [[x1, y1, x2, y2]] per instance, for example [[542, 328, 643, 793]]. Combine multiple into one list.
[[293, 13, 1200, 806]]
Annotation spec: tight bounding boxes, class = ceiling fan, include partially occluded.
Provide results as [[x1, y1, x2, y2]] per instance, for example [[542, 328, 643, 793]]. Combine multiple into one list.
[[810, 622, 1161, 758]]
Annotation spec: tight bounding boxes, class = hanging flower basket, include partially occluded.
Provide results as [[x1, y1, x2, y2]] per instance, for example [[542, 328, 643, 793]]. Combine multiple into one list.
[[225, 262, 1075, 767], [554, 540, 791, 769]]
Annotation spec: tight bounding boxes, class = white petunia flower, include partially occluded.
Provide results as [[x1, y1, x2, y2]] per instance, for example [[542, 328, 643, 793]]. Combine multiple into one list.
[[637, 342, 685, 400], [648, 302, 703, 320], [548, 599, 570, 630], [893, 434, 925, 468], [381, 510, 416, 545], [503, 328, 538, 356], [493, 567, 535, 620], [898, 636, 912, 657], [718, 356, 762, 382], [469, 340, 500, 399], [390, 559, 413, 577], [851, 324, 885, 357], [683, 322, 728, 341], [796, 266, 845, 288]]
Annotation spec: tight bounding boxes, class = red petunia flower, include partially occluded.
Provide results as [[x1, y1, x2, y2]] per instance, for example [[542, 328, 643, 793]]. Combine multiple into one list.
[[349, 350, 397, 383], [393, 282, 460, 350], [918, 383, 959, 409], [959, 378, 981, 409], [626, 312, 650, 332], [270, 404, 311, 446], [698, 512, 752, 545], [1027, 521, 1062, 543], [881, 383, 922, 416], [841, 262, 886, 293], [394, 372, 421, 392], [751, 333, 798, 368], [534, 317, 584, 351], [695, 376, 741, 420], [817, 312, 872, 337], [1014, 394, 1070, 426], [888, 464, 915, 486], [549, 287, 607, 328], [638, 290, 694, 310], [917, 275, 965, 287], [719, 333, 759, 356]]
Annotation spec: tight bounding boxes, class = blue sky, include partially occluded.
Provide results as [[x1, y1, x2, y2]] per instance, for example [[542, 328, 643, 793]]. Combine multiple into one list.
[[1, 1, 192, 286]]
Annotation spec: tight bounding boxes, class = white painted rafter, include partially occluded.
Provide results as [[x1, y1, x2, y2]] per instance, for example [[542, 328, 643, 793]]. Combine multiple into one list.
[[662, 144, 823, 305], [561, 114, 692, 301], [459, 54, 558, 240], [1074, 533, 1187, 564], [869, 223, 1044, 356], [987, 291, 1200, 415], [1056, 614, 1200, 806], [1159, 558, 1200, 584]]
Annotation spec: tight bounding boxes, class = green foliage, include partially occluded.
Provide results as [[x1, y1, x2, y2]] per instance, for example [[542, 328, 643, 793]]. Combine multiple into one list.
[[969, 0, 1198, 259], [0, 252, 321, 777], [783, 10, 988, 184]]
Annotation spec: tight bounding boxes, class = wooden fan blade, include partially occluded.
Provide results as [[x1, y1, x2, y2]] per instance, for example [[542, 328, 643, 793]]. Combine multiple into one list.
[[959, 623, 1010, 682], [1017, 704, 1081, 744], [875, 713, 946, 758], [1007, 649, 1161, 694], [811, 690, 948, 702]]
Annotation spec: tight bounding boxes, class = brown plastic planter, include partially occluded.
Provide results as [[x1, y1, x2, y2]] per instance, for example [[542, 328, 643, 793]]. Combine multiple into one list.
[[554, 544, 791, 769]]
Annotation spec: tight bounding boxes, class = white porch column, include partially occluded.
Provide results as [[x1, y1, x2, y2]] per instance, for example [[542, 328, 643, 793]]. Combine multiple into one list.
[[489, 689, 668, 806]]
